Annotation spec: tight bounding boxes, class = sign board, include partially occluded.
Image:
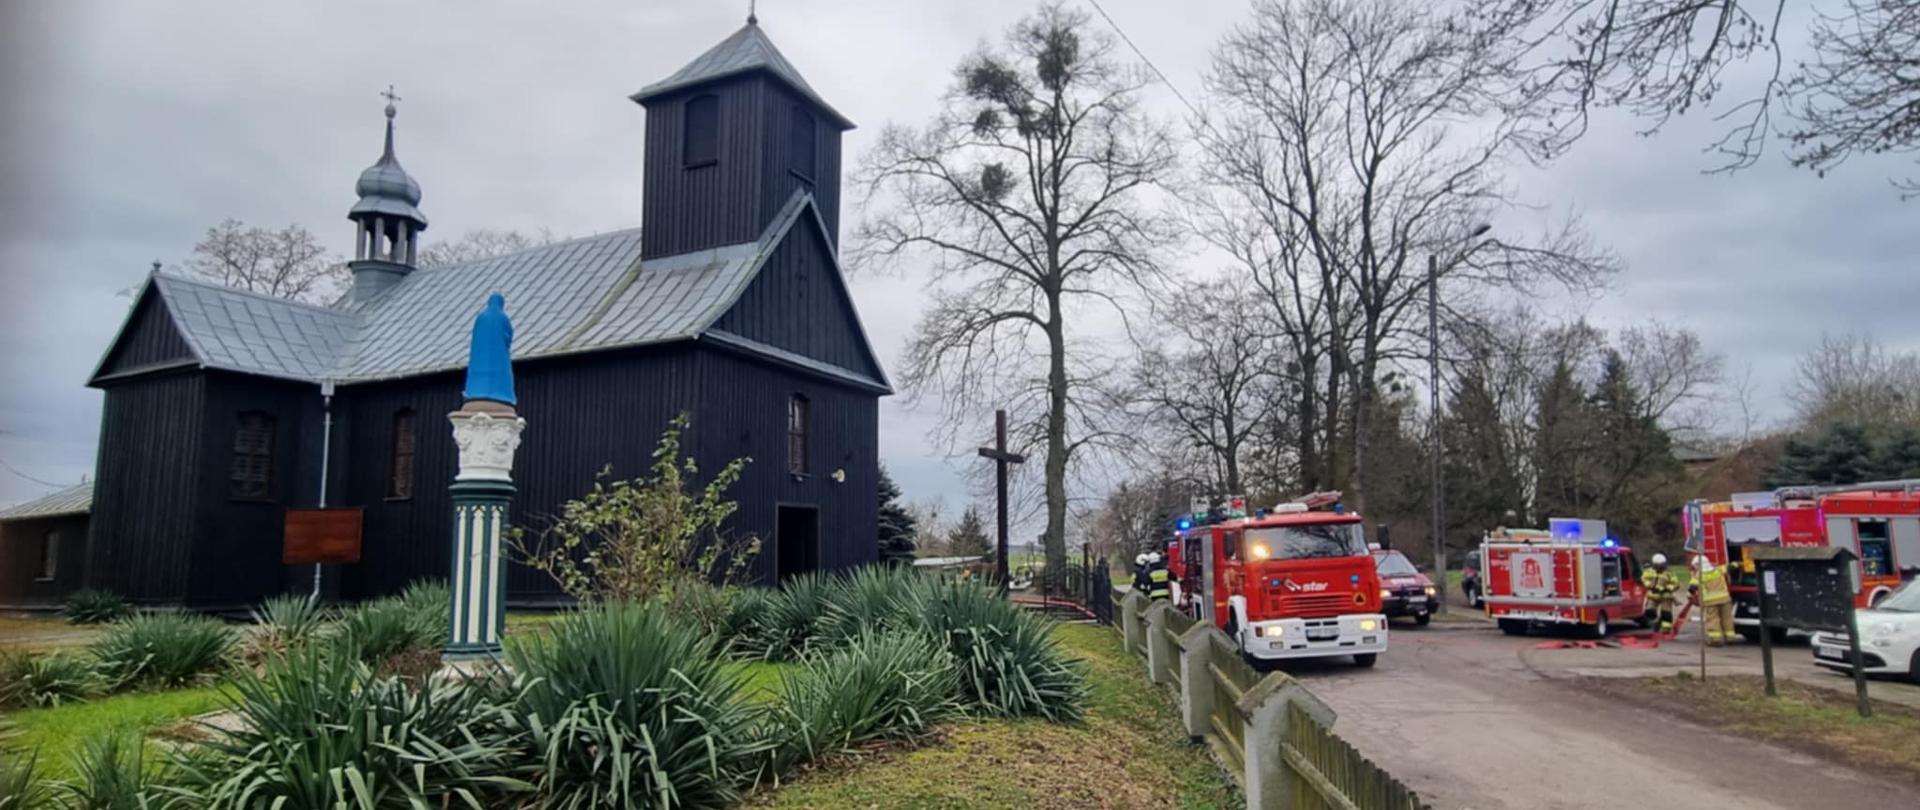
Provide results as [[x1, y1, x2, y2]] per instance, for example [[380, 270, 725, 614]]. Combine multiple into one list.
[[283, 507, 364, 564], [1509, 551, 1554, 599], [1753, 546, 1858, 633], [1682, 499, 1706, 553], [1547, 518, 1608, 544]]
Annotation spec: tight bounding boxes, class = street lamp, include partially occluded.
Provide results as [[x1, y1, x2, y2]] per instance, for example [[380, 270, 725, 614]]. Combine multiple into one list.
[[1427, 222, 1492, 615]]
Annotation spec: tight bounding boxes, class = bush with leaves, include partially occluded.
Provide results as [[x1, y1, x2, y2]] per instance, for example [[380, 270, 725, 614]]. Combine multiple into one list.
[[507, 603, 766, 808], [0, 651, 100, 708], [753, 573, 834, 661], [913, 579, 1087, 722], [63, 731, 176, 810], [90, 613, 234, 691], [816, 565, 924, 647], [238, 594, 327, 667], [334, 581, 448, 679], [63, 589, 129, 625], [509, 413, 760, 604], [766, 629, 960, 775], [0, 750, 53, 810], [173, 642, 528, 809]]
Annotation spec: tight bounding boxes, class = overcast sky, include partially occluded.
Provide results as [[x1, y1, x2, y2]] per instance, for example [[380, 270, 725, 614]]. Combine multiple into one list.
[[0, 1, 1913, 524]]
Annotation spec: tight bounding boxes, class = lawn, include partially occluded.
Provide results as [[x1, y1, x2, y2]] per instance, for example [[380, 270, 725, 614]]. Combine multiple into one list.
[[4, 685, 234, 779], [753, 622, 1241, 810]]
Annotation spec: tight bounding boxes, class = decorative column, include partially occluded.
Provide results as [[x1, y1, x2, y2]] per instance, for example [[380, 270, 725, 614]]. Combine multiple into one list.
[[445, 292, 522, 662]]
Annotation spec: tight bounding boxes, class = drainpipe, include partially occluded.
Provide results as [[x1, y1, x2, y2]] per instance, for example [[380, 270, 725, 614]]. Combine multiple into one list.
[[313, 380, 335, 600]]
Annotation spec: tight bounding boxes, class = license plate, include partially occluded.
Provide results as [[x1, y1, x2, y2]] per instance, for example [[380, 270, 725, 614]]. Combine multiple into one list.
[[1408, 596, 1428, 604], [1816, 647, 1848, 661], [1307, 628, 1338, 641]]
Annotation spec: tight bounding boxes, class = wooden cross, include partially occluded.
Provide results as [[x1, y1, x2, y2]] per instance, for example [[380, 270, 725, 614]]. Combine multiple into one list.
[[977, 409, 1026, 590]]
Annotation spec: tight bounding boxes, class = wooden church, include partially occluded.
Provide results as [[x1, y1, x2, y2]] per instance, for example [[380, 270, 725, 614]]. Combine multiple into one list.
[[78, 16, 887, 608]]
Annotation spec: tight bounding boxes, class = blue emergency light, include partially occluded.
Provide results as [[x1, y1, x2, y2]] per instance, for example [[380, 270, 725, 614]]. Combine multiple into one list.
[[1601, 537, 1618, 548], [1350, 574, 1360, 584], [1176, 517, 1193, 531]]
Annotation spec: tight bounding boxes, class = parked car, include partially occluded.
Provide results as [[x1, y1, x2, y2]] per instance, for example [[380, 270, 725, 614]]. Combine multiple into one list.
[[1372, 549, 1435, 626], [1811, 579, 1920, 684], [1461, 549, 1483, 608]]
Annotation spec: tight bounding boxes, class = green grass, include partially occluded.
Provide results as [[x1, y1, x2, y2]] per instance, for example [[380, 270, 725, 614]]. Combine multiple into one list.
[[753, 622, 1240, 809], [734, 659, 794, 705], [3, 684, 233, 779]]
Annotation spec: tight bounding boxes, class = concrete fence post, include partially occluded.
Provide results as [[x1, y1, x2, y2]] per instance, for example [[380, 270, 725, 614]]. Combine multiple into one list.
[[1144, 603, 1173, 685], [1175, 623, 1216, 741], [1239, 672, 1338, 810], [1121, 592, 1148, 655]]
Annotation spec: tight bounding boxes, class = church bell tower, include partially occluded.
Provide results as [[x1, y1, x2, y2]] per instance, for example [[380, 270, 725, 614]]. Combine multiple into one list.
[[630, 14, 853, 260], [346, 88, 429, 304]]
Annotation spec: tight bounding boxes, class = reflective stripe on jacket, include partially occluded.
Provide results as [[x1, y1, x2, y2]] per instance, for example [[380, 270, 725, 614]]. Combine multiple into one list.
[[1642, 569, 1681, 600], [1693, 566, 1732, 605], [1148, 567, 1171, 599]]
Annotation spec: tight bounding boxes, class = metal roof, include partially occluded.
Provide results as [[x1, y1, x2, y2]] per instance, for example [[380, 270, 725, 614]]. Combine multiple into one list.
[[630, 20, 854, 129], [102, 191, 889, 393], [0, 481, 93, 521]]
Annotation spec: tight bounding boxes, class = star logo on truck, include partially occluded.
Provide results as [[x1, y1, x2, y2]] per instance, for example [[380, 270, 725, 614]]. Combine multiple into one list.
[[1282, 578, 1329, 592]]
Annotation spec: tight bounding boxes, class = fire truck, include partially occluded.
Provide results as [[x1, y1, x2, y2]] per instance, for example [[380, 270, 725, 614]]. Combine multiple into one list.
[[1168, 493, 1386, 667], [1480, 518, 1648, 637], [1689, 481, 1920, 638]]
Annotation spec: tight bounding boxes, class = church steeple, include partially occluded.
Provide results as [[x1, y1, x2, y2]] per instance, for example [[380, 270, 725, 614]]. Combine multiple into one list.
[[346, 87, 429, 304], [631, 17, 853, 260]]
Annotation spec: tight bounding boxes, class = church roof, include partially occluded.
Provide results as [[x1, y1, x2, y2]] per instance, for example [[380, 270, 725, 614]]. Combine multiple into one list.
[[630, 20, 854, 129], [0, 481, 93, 521], [108, 191, 888, 393]]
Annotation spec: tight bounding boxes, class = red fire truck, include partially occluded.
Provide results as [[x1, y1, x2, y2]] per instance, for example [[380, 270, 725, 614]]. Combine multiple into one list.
[[1689, 493, 1824, 642], [1169, 493, 1386, 667], [1481, 519, 1648, 637]]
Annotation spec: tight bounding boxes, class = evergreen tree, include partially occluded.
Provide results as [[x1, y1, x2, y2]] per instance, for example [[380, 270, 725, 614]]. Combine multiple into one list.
[[1531, 359, 1592, 518], [1441, 366, 1524, 544], [948, 506, 992, 559], [1870, 427, 1920, 480], [1585, 350, 1682, 546], [876, 465, 919, 566], [1768, 423, 1877, 486]]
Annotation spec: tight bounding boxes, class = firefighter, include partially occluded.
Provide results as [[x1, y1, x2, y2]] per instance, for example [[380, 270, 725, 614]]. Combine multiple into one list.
[[1133, 553, 1153, 596], [1691, 556, 1735, 646], [1642, 553, 1681, 633]]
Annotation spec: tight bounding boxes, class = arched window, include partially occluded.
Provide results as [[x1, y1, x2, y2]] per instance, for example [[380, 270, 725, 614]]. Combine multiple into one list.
[[231, 411, 275, 500], [787, 395, 810, 476], [388, 408, 417, 499], [684, 94, 719, 167], [790, 106, 816, 181]]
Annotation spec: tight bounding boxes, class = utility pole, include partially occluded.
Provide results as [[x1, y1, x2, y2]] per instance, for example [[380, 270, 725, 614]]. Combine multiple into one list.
[[1428, 254, 1447, 615], [977, 410, 1026, 593]]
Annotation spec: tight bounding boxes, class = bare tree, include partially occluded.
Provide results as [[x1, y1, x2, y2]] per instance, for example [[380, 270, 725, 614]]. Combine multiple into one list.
[[186, 219, 344, 304], [854, 3, 1178, 575], [1788, 0, 1920, 193], [417, 227, 558, 268], [1197, 0, 1614, 514], [1788, 332, 1920, 430]]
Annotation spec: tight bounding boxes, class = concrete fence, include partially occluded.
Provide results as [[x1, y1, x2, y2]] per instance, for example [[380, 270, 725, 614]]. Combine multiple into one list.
[[1114, 590, 1428, 810]]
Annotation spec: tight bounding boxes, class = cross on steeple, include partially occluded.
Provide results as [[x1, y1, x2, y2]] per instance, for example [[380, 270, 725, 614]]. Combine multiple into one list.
[[381, 84, 402, 117]]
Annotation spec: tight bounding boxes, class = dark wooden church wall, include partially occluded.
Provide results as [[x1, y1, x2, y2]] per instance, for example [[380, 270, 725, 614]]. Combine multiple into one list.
[[86, 372, 203, 602], [758, 81, 843, 245], [640, 79, 770, 259], [184, 373, 319, 608], [97, 293, 192, 377], [711, 217, 880, 381], [0, 514, 90, 607], [695, 347, 878, 582], [336, 371, 464, 601]]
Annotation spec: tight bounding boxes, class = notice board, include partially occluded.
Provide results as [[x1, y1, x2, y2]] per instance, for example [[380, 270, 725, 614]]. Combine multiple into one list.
[[283, 507, 364, 564]]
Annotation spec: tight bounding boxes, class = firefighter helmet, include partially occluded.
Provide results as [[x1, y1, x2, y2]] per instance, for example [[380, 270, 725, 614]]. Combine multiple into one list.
[[1135, 553, 1150, 567], [1651, 553, 1668, 566]]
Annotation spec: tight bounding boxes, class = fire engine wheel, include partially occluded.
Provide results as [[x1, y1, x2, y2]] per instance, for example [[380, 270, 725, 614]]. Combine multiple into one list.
[[1353, 653, 1378, 668], [1588, 613, 1610, 639], [1498, 619, 1528, 636]]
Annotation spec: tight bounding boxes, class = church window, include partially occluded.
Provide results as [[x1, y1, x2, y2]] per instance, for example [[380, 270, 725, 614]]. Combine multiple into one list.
[[791, 106, 815, 181], [37, 531, 58, 581], [684, 94, 719, 167], [388, 408, 416, 499], [788, 395, 810, 476], [231, 411, 275, 500]]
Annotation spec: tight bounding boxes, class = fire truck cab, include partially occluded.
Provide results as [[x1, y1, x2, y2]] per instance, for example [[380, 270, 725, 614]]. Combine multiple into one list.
[[1173, 493, 1386, 668], [1481, 519, 1648, 637]]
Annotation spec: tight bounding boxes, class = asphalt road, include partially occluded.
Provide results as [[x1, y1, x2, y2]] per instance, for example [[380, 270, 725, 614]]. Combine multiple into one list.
[[1274, 619, 1916, 810]]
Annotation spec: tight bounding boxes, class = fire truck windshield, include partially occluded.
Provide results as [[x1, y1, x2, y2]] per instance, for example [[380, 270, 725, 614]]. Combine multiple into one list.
[[1246, 523, 1366, 561]]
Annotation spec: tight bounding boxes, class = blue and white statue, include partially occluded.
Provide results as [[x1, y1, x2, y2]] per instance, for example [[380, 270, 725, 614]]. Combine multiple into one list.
[[463, 293, 515, 405]]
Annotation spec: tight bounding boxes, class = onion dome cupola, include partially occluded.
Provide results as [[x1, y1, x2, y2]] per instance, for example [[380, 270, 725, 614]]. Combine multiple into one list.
[[630, 14, 853, 260], [346, 88, 428, 304]]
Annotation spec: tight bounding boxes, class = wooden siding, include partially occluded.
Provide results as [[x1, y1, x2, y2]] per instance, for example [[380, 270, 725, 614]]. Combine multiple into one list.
[[711, 217, 880, 381], [97, 291, 192, 378], [758, 81, 843, 246], [185, 373, 320, 607], [0, 514, 90, 607], [86, 372, 203, 602]]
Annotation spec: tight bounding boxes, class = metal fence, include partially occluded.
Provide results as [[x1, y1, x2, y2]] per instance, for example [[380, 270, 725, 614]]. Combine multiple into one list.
[[1110, 590, 1429, 810]]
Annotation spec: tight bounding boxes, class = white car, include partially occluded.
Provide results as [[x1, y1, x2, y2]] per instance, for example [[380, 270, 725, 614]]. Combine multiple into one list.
[[1811, 580, 1920, 684]]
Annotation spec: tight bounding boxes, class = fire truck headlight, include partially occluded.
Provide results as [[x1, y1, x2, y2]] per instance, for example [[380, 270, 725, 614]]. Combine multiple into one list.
[[1358, 619, 1379, 632], [1249, 543, 1271, 561]]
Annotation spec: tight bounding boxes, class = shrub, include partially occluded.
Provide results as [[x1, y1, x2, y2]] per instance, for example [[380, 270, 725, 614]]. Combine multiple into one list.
[[722, 587, 771, 648], [239, 593, 327, 667], [768, 630, 960, 774], [914, 579, 1087, 722], [816, 566, 923, 647], [397, 579, 452, 638], [91, 613, 235, 690], [63, 731, 173, 810], [64, 588, 129, 625], [754, 572, 833, 661], [334, 593, 443, 674], [0, 650, 100, 707], [0, 750, 53, 810], [173, 643, 528, 809], [508, 603, 766, 808]]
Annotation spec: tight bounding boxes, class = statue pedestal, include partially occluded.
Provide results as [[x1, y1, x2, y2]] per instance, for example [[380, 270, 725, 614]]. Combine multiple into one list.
[[445, 400, 525, 661]]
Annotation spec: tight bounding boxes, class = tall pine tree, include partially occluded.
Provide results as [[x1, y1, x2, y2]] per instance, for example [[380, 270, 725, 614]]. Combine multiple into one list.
[[1441, 366, 1525, 543], [948, 506, 992, 559], [877, 465, 918, 566]]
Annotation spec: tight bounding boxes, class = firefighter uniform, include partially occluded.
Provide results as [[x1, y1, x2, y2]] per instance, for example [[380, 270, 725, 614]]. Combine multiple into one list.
[[1692, 560, 1734, 645], [1642, 557, 1682, 633], [1146, 565, 1171, 601]]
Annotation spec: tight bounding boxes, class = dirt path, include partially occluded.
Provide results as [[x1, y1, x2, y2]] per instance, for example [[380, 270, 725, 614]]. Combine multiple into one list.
[[1277, 623, 1913, 810]]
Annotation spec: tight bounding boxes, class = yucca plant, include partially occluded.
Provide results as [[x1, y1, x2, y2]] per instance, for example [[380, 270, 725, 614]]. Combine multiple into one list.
[[816, 566, 922, 648], [0, 749, 54, 810], [508, 603, 767, 808], [767, 629, 960, 774], [173, 643, 529, 809], [240, 594, 328, 667], [0, 651, 100, 707], [91, 613, 234, 690], [397, 579, 452, 638], [334, 595, 442, 673], [754, 572, 834, 661], [913, 579, 1087, 722], [64, 588, 129, 625], [62, 731, 173, 810], [720, 586, 771, 653]]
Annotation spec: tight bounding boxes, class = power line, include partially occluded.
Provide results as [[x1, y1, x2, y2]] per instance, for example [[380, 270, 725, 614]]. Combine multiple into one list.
[[1085, 0, 1201, 120], [0, 456, 70, 489]]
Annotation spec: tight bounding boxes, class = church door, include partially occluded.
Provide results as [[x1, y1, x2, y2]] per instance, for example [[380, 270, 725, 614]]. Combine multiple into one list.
[[776, 505, 819, 581]]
